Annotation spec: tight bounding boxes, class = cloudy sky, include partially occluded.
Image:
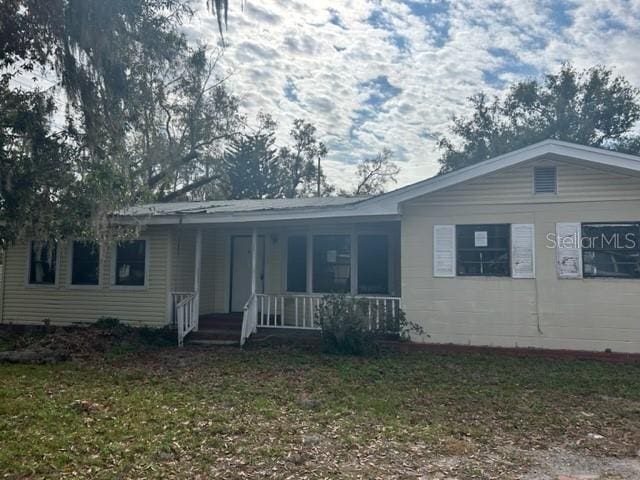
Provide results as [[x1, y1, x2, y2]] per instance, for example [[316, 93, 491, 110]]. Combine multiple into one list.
[[184, 0, 640, 190]]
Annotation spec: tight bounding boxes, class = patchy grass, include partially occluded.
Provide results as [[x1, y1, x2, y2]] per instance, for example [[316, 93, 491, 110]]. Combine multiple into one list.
[[1, 344, 640, 478]]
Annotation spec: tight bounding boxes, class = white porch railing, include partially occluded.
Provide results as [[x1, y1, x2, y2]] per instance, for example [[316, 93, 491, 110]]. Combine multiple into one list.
[[172, 292, 195, 322], [240, 293, 258, 346], [175, 292, 198, 347], [254, 293, 402, 331]]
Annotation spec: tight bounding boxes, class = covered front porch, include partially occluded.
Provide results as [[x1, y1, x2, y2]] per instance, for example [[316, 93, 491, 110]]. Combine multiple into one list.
[[167, 220, 402, 346]]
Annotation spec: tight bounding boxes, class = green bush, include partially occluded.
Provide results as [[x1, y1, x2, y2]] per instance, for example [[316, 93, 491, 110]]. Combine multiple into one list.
[[316, 295, 424, 355], [93, 317, 121, 330], [137, 326, 176, 346]]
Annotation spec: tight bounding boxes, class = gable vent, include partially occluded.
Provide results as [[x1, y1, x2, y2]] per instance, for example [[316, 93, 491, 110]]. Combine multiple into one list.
[[534, 166, 557, 194]]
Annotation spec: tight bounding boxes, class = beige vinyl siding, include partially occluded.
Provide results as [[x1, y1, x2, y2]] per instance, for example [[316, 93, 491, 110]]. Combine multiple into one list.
[[1, 227, 169, 327], [171, 228, 196, 293], [201, 229, 228, 314], [421, 158, 640, 206], [169, 226, 228, 315], [402, 157, 640, 353]]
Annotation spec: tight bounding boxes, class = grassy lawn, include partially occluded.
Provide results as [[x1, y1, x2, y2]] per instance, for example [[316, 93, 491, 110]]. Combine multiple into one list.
[[1, 344, 640, 479]]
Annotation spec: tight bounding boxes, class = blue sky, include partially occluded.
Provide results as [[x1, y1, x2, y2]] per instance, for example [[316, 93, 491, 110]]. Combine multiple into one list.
[[185, 0, 640, 189]]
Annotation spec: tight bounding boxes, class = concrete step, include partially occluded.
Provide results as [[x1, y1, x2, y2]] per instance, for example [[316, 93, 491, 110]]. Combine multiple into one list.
[[189, 339, 239, 346], [199, 320, 243, 330], [189, 330, 240, 342]]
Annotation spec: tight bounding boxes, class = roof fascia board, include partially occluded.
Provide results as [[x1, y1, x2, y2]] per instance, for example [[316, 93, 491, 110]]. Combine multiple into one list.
[[115, 210, 400, 226]]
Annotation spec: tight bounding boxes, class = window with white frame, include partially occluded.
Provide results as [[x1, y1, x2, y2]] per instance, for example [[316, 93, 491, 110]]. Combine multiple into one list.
[[456, 224, 511, 277], [286, 235, 307, 292], [28, 240, 57, 285], [357, 235, 389, 294], [312, 235, 351, 293], [71, 241, 100, 286], [582, 223, 640, 279], [114, 240, 146, 286]]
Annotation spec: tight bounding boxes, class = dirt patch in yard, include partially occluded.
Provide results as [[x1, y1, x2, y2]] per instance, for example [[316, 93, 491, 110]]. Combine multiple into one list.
[[0, 323, 175, 363]]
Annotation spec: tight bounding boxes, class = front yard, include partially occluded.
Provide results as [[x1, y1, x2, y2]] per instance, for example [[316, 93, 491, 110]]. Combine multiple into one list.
[[1, 342, 640, 479]]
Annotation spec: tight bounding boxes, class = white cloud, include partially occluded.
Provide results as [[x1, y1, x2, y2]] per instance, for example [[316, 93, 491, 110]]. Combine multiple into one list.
[[184, 0, 640, 191]]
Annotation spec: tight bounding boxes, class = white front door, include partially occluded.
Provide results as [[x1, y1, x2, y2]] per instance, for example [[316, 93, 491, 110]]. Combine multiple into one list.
[[230, 236, 264, 312]]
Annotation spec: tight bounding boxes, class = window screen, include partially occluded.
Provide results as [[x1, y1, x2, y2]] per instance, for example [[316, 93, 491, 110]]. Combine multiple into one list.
[[312, 235, 351, 293], [287, 236, 307, 292], [456, 224, 510, 276], [534, 166, 557, 194], [115, 240, 146, 286], [72, 241, 100, 285], [358, 235, 389, 294], [29, 241, 57, 284], [582, 223, 640, 278]]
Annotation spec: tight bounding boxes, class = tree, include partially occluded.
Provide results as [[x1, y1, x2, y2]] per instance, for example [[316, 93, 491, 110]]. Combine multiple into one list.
[[0, 1, 242, 244], [279, 119, 333, 197], [438, 64, 640, 173], [349, 148, 400, 196], [0, 0, 192, 244], [222, 113, 284, 199], [220, 115, 336, 199], [128, 47, 242, 202], [208, 0, 230, 44]]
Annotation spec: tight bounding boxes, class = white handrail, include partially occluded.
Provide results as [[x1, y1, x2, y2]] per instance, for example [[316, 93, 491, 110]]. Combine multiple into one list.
[[175, 292, 198, 347], [240, 293, 258, 347]]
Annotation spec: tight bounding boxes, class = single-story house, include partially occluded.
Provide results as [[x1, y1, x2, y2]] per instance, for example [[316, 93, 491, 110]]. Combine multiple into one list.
[[3, 139, 640, 352]]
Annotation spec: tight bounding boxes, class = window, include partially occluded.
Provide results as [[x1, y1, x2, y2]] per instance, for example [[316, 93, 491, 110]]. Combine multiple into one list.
[[313, 235, 351, 293], [534, 166, 557, 194], [287, 236, 307, 292], [582, 223, 640, 278], [358, 235, 389, 294], [456, 224, 510, 276], [28, 241, 57, 285], [71, 241, 100, 285], [114, 240, 146, 286]]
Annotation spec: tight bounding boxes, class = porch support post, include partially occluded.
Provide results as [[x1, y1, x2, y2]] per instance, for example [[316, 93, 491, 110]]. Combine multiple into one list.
[[251, 227, 257, 296], [194, 228, 202, 331]]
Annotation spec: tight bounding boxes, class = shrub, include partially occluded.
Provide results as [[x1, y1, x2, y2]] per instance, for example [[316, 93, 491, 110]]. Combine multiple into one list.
[[316, 295, 424, 355], [93, 317, 121, 330], [137, 326, 176, 346]]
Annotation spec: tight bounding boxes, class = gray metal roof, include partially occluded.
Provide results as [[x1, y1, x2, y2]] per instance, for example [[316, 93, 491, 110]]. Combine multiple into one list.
[[118, 196, 371, 217]]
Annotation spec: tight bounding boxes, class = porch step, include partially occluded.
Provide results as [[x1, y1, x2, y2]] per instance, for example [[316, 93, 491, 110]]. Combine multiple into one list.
[[191, 328, 241, 337], [188, 329, 240, 343], [189, 339, 239, 346], [198, 313, 243, 331]]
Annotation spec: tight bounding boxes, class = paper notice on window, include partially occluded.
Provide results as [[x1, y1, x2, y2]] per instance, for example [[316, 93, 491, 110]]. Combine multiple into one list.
[[326, 250, 337, 263], [433, 225, 456, 277], [511, 224, 535, 278], [556, 222, 582, 278], [474, 231, 488, 247]]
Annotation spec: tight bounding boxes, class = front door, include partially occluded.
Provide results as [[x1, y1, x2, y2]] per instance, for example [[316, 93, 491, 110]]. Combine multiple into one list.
[[230, 236, 265, 312]]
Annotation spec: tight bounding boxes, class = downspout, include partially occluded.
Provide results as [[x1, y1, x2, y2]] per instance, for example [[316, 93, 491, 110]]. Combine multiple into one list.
[[533, 213, 543, 335]]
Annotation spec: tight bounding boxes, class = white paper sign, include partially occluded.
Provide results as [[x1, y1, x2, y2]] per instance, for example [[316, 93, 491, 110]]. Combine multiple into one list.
[[511, 224, 535, 278], [433, 225, 456, 277], [556, 222, 582, 278], [326, 250, 337, 263], [474, 231, 488, 247]]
